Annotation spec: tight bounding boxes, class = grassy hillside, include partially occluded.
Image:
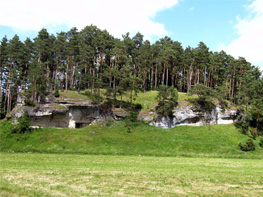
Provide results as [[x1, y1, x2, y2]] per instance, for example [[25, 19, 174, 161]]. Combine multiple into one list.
[[58, 89, 197, 108], [1, 121, 262, 159], [1, 153, 263, 196]]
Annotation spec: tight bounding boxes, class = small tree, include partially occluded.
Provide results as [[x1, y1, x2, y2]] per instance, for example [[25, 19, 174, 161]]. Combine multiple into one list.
[[189, 84, 218, 110], [124, 111, 138, 133], [54, 90, 60, 97], [156, 85, 178, 117], [13, 110, 32, 134]]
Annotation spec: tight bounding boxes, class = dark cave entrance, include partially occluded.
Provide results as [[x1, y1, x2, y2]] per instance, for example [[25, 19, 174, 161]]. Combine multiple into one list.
[[75, 123, 86, 128]]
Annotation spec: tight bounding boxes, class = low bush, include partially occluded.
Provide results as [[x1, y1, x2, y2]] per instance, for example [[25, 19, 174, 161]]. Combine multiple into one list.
[[124, 112, 139, 133], [54, 90, 60, 98], [134, 103, 142, 110], [13, 110, 32, 134], [239, 139, 255, 151], [24, 99, 35, 107], [125, 112, 138, 122]]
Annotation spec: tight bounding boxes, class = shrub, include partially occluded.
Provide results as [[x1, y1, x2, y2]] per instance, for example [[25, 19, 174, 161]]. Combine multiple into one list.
[[250, 128, 257, 140], [134, 103, 142, 110], [13, 110, 32, 134], [54, 90, 60, 98], [124, 112, 139, 133], [105, 120, 114, 127], [239, 139, 255, 151], [259, 138, 263, 148], [125, 112, 138, 122], [24, 99, 35, 107], [83, 90, 103, 104]]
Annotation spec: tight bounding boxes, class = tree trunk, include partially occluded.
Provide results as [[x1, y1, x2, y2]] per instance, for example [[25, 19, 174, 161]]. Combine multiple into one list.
[[70, 62, 76, 89], [197, 65, 200, 84], [155, 63, 158, 89], [92, 68, 95, 94], [151, 67, 153, 90], [171, 65, 175, 87], [7, 85, 11, 113], [162, 63, 165, 85], [166, 64, 169, 86], [229, 71, 232, 99], [0, 63, 3, 100], [65, 55, 70, 91], [6, 61, 13, 113], [232, 68, 235, 99], [4, 83, 8, 113], [46, 60, 49, 91], [54, 56, 59, 90], [109, 57, 112, 87], [204, 66, 207, 86]]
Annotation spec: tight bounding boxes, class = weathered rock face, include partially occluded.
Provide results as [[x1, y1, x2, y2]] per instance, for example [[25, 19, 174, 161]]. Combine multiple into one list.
[[14, 91, 238, 129], [14, 103, 114, 128], [150, 106, 238, 129]]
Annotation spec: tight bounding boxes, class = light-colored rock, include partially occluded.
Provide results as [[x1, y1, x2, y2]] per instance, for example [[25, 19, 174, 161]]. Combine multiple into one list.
[[150, 106, 238, 129], [13, 103, 114, 128]]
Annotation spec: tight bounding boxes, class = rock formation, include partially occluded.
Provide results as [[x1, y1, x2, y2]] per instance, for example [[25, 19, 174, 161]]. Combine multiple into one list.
[[150, 106, 238, 128], [13, 91, 238, 129]]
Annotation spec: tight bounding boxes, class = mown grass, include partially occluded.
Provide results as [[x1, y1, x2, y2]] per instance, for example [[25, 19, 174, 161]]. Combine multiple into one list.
[[1, 121, 262, 159], [1, 153, 263, 196]]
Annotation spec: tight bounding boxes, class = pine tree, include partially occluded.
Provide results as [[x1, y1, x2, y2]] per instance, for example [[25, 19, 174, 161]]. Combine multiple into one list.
[[156, 85, 178, 117]]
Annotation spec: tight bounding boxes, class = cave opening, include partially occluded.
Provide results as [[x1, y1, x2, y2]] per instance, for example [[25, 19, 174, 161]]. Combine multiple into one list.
[[75, 123, 85, 128]]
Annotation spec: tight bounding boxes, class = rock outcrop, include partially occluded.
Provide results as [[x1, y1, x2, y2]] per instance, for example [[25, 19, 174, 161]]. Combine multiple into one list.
[[13, 91, 238, 129], [14, 102, 114, 128], [150, 106, 238, 129]]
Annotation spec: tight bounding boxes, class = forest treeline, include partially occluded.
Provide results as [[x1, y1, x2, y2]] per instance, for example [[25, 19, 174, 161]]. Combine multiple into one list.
[[1, 25, 263, 122]]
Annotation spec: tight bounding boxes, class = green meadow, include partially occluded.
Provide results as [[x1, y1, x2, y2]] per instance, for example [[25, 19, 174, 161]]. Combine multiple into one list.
[[1, 121, 262, 159], [1, 89, 263, 196], [1, 153, 263, 196]]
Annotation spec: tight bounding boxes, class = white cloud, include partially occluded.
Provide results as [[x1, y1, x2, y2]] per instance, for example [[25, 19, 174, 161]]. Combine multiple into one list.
[[0, 0, 178, 40], [218, 0, 263, 69]]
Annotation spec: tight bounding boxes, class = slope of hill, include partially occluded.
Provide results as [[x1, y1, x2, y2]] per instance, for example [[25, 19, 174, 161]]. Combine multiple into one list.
[[0, 120, 262, 159]]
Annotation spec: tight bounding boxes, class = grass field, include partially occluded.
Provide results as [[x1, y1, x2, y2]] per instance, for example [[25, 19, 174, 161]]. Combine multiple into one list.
[[58, 90, 196, 109], [1, 153, 262, 196], [1, 121, 263, 159]]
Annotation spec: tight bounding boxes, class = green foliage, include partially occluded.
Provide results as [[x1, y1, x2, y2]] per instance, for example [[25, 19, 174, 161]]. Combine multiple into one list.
[[54, 90, 60, 98], [0, 95, 6, 119], [13, 111, 32, 134], [1, 121, 262, 159], [236, 110, 252, 135], [189, 84, 218, 112], [249, 105, 263, 135], [134, 103, 142, 110], [124, 112, 139, 133], [156, 85, 178, 117], [83, 89, 103, 104], [239, 139, 255, 151], [125, 111, 138, 122], [105, 120, 114, 127], [259, 138, 263, 148], [24, 99, 35, 107]]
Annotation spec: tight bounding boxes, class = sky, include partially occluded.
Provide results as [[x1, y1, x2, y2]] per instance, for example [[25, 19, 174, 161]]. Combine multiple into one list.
[[0, 0, 263, 70]]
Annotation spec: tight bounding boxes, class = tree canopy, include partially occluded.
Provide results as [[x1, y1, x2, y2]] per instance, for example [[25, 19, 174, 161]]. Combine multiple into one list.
[[0, 25, 262, 125]]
